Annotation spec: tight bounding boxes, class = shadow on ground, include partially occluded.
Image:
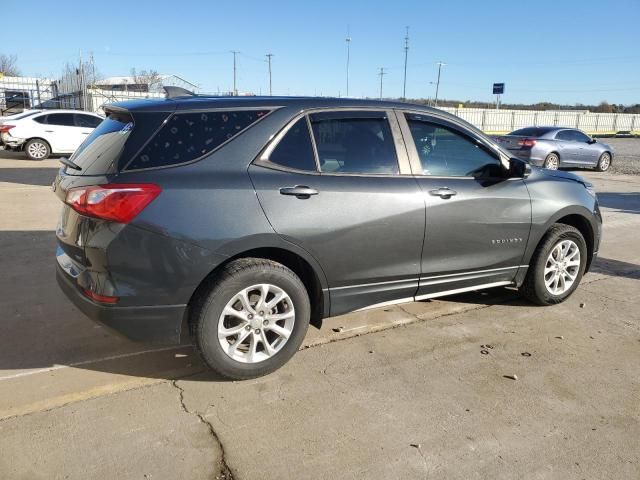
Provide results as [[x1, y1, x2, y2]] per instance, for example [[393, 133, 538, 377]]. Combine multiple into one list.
[[0, 228, 637, 382], [0, 167, 60, 187]]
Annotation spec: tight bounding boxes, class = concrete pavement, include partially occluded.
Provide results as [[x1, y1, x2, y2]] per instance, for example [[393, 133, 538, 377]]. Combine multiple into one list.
[[0, 153, 638, 479]]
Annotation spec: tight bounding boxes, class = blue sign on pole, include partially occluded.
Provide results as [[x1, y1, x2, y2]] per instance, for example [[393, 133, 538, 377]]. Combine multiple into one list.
[[493, 83, 505, 95]]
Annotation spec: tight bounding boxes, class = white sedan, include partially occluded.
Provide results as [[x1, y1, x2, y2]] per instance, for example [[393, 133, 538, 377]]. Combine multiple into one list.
[[0, 109, 103, 160]]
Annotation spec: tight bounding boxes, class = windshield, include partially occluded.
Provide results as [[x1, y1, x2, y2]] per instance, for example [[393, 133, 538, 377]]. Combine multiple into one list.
[[68, 112, 133, 175]]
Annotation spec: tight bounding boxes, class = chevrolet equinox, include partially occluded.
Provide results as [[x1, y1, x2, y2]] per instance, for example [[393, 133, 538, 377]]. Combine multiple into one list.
[[54, 94, 602, 379]]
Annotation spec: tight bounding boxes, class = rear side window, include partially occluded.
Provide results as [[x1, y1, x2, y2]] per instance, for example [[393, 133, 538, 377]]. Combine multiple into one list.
[[74, 114, 102, 128], [268, 118, 317, 171], [309, 111, 399, 175], [126, 109, 269, 170]]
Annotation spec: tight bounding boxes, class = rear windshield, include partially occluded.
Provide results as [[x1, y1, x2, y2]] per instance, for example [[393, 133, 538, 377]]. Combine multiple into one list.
[[509, 127, 553, 137], [67, 112, 132, 174]]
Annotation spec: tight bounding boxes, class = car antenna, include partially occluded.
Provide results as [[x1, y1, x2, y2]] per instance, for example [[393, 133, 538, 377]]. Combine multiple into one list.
[[163, 86, 196, 99]]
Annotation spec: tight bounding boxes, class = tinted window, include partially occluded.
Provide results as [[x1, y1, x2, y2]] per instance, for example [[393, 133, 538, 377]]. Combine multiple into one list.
[[510, 127, 553, 137], [74, 114, 102, 128], [309, 112, 398, 174], [268, 118, 317, 171], [556, 130, 570, 140], [46, 113, 75, 127], [405, 114, 500, 177], [572, 130, 591, 142], [67, 112, 134, 175], [127, 109, 269, 170], [33, 114, 48, 124]]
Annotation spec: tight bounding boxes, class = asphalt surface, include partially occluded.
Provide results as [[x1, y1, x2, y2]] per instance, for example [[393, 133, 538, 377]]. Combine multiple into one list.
[[0, 151, 639, 479]]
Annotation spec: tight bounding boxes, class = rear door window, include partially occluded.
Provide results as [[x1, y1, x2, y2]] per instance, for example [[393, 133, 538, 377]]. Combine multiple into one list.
[[126, 109, 270, 170], [46, 113, 75, 127], [267, 118, 317, 171], [309, 111, 399, 175]]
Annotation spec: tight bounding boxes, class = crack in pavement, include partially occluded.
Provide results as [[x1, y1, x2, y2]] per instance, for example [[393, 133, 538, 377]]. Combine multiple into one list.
[[171, 380, 235, 480]]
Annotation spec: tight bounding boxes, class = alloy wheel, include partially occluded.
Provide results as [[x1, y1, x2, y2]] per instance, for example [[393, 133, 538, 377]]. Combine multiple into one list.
[[544, 239, 580, 295], [217, 283, 295, 363], [545, 154, 559, 170], [600, 153, 611, 170], [27, 141, 48, 159]]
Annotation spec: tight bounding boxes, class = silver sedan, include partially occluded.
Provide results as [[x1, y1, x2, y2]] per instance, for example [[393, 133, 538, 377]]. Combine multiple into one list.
[[496, 127, 614, 171]]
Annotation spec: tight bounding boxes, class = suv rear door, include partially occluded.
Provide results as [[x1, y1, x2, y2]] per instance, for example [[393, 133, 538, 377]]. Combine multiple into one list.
[[249, 109, 425, 315], [397, 110, 531, 299]]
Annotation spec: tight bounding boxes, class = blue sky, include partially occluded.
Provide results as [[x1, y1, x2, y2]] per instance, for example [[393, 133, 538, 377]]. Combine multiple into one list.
[[4, 0, 640, 104]]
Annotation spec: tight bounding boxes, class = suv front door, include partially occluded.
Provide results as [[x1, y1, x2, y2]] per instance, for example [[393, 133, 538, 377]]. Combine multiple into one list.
[[398, 111, 531, 299], [249, 110, 425, 315]]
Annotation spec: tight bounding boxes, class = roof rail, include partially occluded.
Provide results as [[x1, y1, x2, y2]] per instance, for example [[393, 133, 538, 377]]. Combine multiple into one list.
[[163, 86, 196, 99]]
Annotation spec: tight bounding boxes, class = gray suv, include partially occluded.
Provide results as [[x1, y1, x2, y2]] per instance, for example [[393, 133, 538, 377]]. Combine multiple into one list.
[[54, 96, 602, 379]]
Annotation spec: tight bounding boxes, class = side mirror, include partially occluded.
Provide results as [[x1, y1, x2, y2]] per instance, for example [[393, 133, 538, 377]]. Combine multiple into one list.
[[589, 138, 597, 144], [509, 157, 531, 178]]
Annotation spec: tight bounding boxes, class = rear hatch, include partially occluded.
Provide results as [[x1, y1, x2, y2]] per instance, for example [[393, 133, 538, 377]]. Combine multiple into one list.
[[53, 107, 167, 274], [495, 135, 529, 151]]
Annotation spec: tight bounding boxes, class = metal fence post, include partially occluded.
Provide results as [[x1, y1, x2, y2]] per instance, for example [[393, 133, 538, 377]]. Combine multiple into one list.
[[534, 111, 538, 126], [631, 115, 637, 134], [613, 114, 618, 133], [481, 110, 486, 131], [554, 112, 558, 126], [511, 111, 515, 130]]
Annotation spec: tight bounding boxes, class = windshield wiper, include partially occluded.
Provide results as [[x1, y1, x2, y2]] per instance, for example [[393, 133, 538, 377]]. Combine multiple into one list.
[[59, 157, 82, 171]]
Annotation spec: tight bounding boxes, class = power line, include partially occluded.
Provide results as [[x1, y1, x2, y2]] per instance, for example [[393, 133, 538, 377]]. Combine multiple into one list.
[[402, 26, 409, 100]]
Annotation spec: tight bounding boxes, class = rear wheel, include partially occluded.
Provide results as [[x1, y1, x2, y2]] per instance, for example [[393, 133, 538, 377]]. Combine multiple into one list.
[[543, 153, 560, 170], [522, 224, 587, 305], [596, 152, 611, 172], [24, 139, 51, 160], [193, 258, 310, 379]]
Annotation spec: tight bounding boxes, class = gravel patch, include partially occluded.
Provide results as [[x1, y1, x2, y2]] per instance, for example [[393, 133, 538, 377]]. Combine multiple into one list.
[[604, 138, 640, 175]]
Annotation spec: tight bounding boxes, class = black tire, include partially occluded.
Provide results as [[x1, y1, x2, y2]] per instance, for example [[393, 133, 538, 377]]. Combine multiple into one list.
[[522, 224, 587, 305], [193, 258, 310, 380], [543, 152, 560, 170], [24, 138, 51, 160], [596, 152, 612, 172]]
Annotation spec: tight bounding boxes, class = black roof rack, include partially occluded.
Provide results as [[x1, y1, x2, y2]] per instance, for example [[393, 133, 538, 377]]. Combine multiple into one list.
[[163, 86, 196, 99]]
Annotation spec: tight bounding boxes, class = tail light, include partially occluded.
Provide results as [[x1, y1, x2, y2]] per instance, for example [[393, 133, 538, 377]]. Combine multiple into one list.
[[65, 183, 161, 223], [0, 125, 15, 133], [83, 288, 119, 304], [518, 138, 537, 148]]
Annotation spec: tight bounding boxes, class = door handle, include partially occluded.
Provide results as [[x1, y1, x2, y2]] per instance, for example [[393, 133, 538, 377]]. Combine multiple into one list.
[[279, 186, 318, 198], [429, 187, 457, 199], [45, 130, 54, 133]]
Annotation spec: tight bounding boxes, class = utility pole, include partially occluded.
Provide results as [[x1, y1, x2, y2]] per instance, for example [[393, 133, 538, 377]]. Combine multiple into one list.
[[345, 34, 351, 97], [230, 50, 240, 96], [378, 67, 386, 100], [434, 61, 446, 107], [266, 53, 273, 96], [402, 26, 409, 100]]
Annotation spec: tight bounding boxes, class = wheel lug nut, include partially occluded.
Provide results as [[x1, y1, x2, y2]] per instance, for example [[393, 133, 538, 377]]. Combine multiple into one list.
[[263, 320, 268, 326], [245, 325, 251, 331], [255, 329, 261, 334], [248, 314, 253, 319], [259, 311, 264, 316]]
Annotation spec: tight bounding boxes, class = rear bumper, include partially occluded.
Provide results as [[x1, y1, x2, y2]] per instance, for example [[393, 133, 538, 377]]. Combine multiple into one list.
[[56, 264, 187, 345], [0, 132, 25, 148]]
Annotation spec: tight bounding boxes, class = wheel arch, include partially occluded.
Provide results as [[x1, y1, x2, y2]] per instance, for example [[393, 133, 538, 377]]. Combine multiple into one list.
[[25, 137, 52, 152], [185, 242, 329, 338], [524, 208, 596, 275]]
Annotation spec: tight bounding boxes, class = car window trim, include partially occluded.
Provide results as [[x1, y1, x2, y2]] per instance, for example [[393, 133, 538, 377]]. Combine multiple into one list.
[[122, 107, 277, 173], [396, 109, 509, 178], [256, 107, 412, 176]]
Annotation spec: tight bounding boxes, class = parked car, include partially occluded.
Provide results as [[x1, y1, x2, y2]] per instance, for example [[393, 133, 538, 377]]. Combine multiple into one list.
[[54, 96, 602, 379], [0, 109, 103, 159], [495, 127, 613, 171]]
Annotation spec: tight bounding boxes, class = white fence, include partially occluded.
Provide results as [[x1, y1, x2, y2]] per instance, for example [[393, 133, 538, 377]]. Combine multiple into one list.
[[438, 107, 640, 135]]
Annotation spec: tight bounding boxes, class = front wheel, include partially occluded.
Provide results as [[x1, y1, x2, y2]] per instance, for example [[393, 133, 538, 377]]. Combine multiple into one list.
[[522, 224, 587, 305], [193, 258, 310, 380], [596, 152, 612, 172], [24, 139, 51, 160], [543, 153, 560, 170]]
